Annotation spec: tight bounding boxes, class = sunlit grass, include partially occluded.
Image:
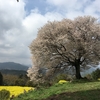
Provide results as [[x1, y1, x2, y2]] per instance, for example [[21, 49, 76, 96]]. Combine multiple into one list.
[[13, 81, 100, 100], [0, 86, 34, 97]]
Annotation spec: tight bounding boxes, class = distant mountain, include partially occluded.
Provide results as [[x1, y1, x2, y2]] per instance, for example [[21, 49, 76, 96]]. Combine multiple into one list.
[[0, 62, 29, 71]]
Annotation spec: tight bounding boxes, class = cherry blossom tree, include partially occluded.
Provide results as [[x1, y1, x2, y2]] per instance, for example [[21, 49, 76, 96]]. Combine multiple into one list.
[[28, 16, 100, 81]]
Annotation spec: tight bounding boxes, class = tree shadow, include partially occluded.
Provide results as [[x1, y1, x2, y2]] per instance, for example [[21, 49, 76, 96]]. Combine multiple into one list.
[[72, 79, 97, 84], [43, 89, 100, 100]]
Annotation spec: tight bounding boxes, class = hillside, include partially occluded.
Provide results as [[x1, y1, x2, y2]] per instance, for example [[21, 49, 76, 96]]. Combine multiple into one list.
[[0, 69, 27, 75], [0, 62, 29, 71], [13, 80, 100, 100]]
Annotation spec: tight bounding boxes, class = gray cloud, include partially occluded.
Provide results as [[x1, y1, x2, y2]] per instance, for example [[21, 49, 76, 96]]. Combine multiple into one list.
[[0, 0, 63, 65], [0, 0, 100, 65]]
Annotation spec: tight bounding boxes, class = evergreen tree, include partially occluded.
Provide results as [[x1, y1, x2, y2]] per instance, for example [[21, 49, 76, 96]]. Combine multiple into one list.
[[0, 72, 3, 85]]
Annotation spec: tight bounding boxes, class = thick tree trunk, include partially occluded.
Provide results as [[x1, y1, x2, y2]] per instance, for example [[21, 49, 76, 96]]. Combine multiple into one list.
[[74, 61, 82, 79], [75, 66, 82, 79]]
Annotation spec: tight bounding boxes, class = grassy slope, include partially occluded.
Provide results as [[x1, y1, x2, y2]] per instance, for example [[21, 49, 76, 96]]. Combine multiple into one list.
[[14, 81, 100, 100]]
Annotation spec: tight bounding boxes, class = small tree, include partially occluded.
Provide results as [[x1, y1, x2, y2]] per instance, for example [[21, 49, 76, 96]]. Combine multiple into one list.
[[28, 16, 100, 82], [27, 66, 46, 84], [0, 72, 3, 85]]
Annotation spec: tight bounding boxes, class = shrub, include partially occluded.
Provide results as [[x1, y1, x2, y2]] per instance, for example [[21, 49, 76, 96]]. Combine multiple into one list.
[[15, 79, 25, 86], [98, 78, 100, 81], [3, 74, 18, 86], [26, 81, 34, 87], [52, 74, 69, 83], [0, 89, 10, 100], [91, 68, 100, 80], [85, 74, 92, 80]]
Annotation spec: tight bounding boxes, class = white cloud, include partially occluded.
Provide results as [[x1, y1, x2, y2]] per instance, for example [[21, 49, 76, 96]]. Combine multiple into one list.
[[84, 0, 100, 17], [0, 0, 29, 65], [46, 0, 100, 19], [0, 0, 64, 65]]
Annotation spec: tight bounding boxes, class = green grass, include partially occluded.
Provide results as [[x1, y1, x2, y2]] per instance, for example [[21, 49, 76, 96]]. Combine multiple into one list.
[[13, 80, 100, 100]]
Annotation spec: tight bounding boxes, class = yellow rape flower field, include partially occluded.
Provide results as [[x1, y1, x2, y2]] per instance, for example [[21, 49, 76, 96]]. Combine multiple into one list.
[[0, 86, 34, 97]]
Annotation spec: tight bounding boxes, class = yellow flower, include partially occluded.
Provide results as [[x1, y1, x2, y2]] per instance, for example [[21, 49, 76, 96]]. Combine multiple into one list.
[[58, 80, 68, 84], [0, 86, 34, 98]]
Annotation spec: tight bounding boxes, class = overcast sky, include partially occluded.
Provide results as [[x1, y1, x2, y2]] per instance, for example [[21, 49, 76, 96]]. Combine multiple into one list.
[[0, 0, 100, 66]]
